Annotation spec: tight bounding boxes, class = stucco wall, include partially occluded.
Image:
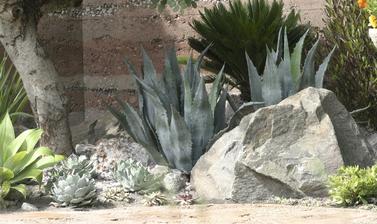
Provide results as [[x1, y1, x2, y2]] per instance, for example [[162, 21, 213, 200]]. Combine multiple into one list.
[[18, 0, 327, 123]]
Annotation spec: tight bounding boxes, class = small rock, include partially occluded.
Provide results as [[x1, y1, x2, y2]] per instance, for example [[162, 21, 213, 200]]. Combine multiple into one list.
[[150, 165, 170, 177], [163, 170, 188, 193], [21, 202, 38, 211]]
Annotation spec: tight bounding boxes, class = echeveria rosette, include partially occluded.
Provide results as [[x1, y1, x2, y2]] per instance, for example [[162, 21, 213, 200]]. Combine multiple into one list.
[[0, 113, 64, 200]]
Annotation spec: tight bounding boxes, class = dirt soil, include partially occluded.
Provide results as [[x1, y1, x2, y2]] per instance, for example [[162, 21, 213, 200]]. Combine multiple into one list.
[[2, 204, 377, 224]]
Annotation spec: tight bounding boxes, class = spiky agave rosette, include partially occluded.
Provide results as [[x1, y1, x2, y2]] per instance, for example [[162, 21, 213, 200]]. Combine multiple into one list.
[[51, 174, 97, 207]]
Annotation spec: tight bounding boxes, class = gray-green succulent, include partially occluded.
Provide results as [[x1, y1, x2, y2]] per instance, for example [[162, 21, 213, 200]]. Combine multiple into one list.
[[246, 28, 335, 108], [109, 47, 227, 173], [113, 159, 162, 193], [44, 154, 94, 192], [51, 174, 97, 207]]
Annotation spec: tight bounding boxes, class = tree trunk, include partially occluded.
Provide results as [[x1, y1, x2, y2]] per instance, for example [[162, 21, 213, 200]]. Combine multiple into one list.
[[0, 2, 73, 155]]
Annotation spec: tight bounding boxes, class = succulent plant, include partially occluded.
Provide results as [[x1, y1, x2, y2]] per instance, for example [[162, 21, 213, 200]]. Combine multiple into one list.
[[175, 182, 195, 206], [0, 113, 64, 201], [189, 0, 312, 101], [113, 159, 162, 193], [60, 154, 95, 176], [246, 28, 335, 109], [51, 174, 97, 207], [109, 47, 227, 173], [101, 187, 132, 203], [143, 191, 168, 206], [44, 154, 94, 192]]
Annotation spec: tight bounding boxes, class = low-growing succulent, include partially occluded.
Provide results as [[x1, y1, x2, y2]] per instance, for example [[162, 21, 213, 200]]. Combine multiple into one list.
[[143, 191, 168, 206], [44, 154, 94, 192], [113, 159, 162, 193], [109, 47, 227, 173], [51, 174, 97, 207], [329, 165, 377, 206], [175, 182, 195, 206], [246, 28, 335, 109], [101, 187, 133, 204]]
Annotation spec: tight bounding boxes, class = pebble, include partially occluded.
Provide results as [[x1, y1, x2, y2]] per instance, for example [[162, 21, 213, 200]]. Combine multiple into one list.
[[21, 203, 38, 212]]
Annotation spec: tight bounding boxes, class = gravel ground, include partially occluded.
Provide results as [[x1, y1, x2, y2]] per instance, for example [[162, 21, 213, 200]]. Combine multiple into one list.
[[2, 204, 377, 224]]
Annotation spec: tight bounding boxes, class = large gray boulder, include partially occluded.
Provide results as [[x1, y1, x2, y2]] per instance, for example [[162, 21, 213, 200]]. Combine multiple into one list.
[[191, 87, 375, 202]]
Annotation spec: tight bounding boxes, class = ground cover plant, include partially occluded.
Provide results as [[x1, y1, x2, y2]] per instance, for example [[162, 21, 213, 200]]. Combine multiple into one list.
[[329, 165, 377, 206], [189, 0, 311, 101], [321, 0, 377, 128]]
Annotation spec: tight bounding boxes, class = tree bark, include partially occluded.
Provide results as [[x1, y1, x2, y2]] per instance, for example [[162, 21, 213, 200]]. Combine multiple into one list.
[[0, 1, 73, 155]]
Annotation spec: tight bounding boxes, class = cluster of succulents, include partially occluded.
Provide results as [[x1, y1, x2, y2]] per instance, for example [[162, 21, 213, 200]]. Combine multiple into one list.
[[48, 154, 97, 207], [113, 159, 163, 193]]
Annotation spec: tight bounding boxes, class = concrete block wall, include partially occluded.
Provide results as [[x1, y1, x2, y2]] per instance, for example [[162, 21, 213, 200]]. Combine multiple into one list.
[[34, 0, 325, 123]]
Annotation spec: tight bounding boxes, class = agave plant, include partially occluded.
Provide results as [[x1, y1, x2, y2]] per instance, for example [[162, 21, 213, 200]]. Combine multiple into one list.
[[51, 173, 97, 207], [0, 56, 28, 120], [113, 159, 162, 193], [109, 47, 227, 173], [246, 28, 336, 108], [189, 0, 311, 101], [0, 113, 64, 200]]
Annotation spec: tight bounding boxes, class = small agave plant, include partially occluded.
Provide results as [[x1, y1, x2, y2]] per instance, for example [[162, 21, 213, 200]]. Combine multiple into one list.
[[246, 28, 336, 108], [109, 47, 227, 173], [51, 174, 97, 207], [113, 159, 162, 193]]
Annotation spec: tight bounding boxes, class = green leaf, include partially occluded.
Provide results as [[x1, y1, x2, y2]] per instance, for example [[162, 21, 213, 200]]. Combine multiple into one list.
[[5, 129, 35, 164], [10, 168, 42, 184], [1, 181, 11, 198], [299, 39, 320, 90], [3, 151, 28, 172], [32, 155, 64, 170], [291, 29, 309, 84], [0, 167, 14, 183], [0, 113, 15, 165], [280, 29, 293, 99], [262, 51, 282, 106], [315, 46, 336, 88], [209, 65, 225, 113], [246, 52, 263, 103], [169, 107, 192, 172], [214, 88, 227, 133], [11, 184, 27, 199], [191, 77, 214, 164], [24, 129, 43, 152]]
